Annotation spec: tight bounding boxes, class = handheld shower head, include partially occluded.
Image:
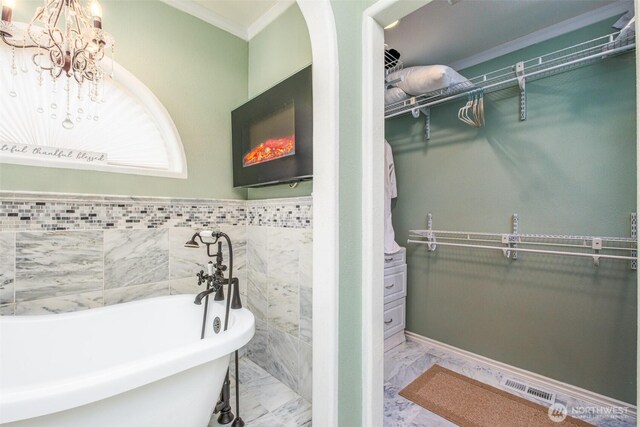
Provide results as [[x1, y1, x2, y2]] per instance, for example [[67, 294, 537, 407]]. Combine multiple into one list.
[[184, 233, 201, 248], [184, 230, 222, 248]]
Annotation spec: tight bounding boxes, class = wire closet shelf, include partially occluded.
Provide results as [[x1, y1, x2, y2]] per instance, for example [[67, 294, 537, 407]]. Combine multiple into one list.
[[408, 214, 638, 268], [385, 31, 636, 119]]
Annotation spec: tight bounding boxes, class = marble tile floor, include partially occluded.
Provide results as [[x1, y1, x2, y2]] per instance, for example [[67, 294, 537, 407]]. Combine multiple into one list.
[[209, 356, 311, 427], [384, 338, 636, 427]]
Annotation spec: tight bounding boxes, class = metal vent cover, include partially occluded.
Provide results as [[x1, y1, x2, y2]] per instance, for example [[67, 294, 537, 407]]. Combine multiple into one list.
[[501, 377, 556, 404]]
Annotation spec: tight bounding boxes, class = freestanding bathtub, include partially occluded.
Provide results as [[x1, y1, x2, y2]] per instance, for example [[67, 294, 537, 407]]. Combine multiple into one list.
[[0, 294, 255, 426]]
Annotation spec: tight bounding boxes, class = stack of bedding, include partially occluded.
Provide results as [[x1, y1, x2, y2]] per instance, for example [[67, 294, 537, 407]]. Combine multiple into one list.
[[385, 65, 471, 106]]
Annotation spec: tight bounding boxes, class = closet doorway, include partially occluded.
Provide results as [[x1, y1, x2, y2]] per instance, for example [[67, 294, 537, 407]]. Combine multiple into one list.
[[363, 1, 638, 426]]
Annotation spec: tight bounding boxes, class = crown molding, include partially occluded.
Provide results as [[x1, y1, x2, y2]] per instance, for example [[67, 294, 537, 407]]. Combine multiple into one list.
[[449, 0, 634, 71], [247, 0, 296, 40], [159, 0, 249, 41]]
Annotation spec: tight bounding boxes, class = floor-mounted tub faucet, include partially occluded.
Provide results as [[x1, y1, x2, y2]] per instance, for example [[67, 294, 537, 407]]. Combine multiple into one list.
[[184, 230, 245, 427]]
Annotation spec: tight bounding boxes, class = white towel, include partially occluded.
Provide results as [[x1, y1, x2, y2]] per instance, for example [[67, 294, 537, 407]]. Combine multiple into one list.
[[385, 140, 401, 254]]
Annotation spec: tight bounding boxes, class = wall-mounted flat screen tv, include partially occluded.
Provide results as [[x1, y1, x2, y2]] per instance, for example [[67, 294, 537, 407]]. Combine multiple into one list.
[[232, 65, 312, 188]]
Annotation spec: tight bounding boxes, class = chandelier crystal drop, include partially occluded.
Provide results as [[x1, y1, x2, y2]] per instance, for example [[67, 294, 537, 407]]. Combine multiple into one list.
[[0, 0, 115, 129]]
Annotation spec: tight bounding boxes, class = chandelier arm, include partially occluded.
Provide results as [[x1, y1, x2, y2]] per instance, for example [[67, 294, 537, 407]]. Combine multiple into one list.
[[0, 32, 40, 49], [32, 52, 42, 69], [35, 59, 55, 73], [29, 6, 43, 22], [73, 1, 90, 29], [49, 64, 63, 79], [71, 48, 89, 82], [47, 35, 66, 70], [48, 0, 65, 31], [68, 2, 83, 42], [27, 23, 56, 50], [27, 5, 55, 50]]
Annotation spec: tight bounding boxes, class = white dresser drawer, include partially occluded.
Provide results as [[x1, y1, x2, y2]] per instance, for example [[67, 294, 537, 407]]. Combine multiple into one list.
[[384, 247, 406, 269], [383, 297, 405, 339], [384, 264, 406, 304]]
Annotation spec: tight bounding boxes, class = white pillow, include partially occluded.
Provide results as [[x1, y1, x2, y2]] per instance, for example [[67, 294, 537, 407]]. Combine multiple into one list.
[[386, 65, 469, 96], [617, 16, 635, 42], [385, 87, 409, 105]]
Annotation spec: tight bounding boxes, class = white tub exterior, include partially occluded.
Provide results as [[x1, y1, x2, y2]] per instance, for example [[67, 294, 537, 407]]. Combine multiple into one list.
[[0, 295, 255, 426]]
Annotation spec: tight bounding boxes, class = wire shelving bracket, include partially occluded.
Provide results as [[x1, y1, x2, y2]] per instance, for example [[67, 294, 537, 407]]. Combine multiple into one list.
[[515, 61, 526, 121], [410, 107, 432, 141], [511, 214, 519, 260], [632, 213, 637, 270], [422, 108, 431, 141]]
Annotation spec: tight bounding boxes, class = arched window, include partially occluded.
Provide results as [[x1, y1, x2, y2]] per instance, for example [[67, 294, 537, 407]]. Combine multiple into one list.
[[0, 47, 187, 178]]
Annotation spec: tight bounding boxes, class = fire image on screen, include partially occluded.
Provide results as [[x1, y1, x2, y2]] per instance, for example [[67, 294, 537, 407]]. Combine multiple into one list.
[[243, 102, 295, 167]]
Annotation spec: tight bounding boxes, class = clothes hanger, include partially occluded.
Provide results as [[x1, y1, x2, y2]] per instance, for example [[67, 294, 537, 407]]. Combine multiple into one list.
[[471, 89, 485, 128], [472, 91, 480, 127], [459, 89, 486, 128], [458, 93, 475, 127], [478, 89, 485, 127]]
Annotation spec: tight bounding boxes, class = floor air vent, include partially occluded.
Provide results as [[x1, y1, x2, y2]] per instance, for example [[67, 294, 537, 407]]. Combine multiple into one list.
[[501, 377, 556, 404]]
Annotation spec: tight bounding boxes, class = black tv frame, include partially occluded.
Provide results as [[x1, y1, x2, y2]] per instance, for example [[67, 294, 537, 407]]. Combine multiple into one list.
[[231, 65, 313, 188]]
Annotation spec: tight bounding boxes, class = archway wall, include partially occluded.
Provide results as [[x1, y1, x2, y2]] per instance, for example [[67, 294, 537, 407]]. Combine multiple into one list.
[[331, 1, 371, 425], [247, 3, 314, 200]]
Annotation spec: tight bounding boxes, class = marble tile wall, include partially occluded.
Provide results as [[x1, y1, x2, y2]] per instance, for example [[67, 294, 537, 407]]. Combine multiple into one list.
[[0, 191, 313, 402], [0, 225, 249, 315], [245, 225, 313, 402]]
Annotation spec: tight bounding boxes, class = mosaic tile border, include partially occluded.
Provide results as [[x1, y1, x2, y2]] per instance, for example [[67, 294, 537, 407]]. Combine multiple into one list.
[[0, 192, 312, 231], [247, 198, 312, 228]]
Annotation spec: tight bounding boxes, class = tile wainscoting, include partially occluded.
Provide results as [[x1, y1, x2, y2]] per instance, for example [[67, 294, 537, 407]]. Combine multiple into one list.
[[0, 192, 312, 401], [245, 223, 313, 402]]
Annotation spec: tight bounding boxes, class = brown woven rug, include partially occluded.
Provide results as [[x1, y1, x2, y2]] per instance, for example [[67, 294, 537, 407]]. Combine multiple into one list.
[[399, 365, 593, 427]]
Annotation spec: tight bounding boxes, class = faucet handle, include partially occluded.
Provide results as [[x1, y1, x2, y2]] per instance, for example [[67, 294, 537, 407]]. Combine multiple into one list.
[[196, 270, 206, 286]]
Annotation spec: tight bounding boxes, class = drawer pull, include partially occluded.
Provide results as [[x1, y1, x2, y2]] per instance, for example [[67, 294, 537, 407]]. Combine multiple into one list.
[[384, 257, 393, 262], [384, 318, 393, 324], [385, 284, 395, 289]]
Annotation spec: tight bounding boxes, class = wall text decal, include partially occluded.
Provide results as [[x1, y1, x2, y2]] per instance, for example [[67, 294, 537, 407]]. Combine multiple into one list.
[[0, 142, 108, 164]]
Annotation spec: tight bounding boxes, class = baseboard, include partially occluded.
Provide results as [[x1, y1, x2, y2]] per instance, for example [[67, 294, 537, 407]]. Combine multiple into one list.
[[404, 330, 637, 417], [384, 331, 406, 352]]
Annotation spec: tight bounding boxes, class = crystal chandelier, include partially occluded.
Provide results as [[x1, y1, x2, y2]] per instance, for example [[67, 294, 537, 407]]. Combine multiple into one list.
[[0, 0, 114, 129]]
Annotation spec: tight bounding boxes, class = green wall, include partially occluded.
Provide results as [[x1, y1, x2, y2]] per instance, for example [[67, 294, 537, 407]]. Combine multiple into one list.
[[246, 3, 313, 200], [0, 0, 248, 200], [248, 3, 312, 98], [386, 20, 637, 403], [331, 1, 365, 425]]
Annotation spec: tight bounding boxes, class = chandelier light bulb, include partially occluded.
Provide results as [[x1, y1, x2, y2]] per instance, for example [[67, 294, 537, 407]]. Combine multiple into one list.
[[1, 0, 15, 22], [90, 0, 102, 17], [90, 0, 102, 28]]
